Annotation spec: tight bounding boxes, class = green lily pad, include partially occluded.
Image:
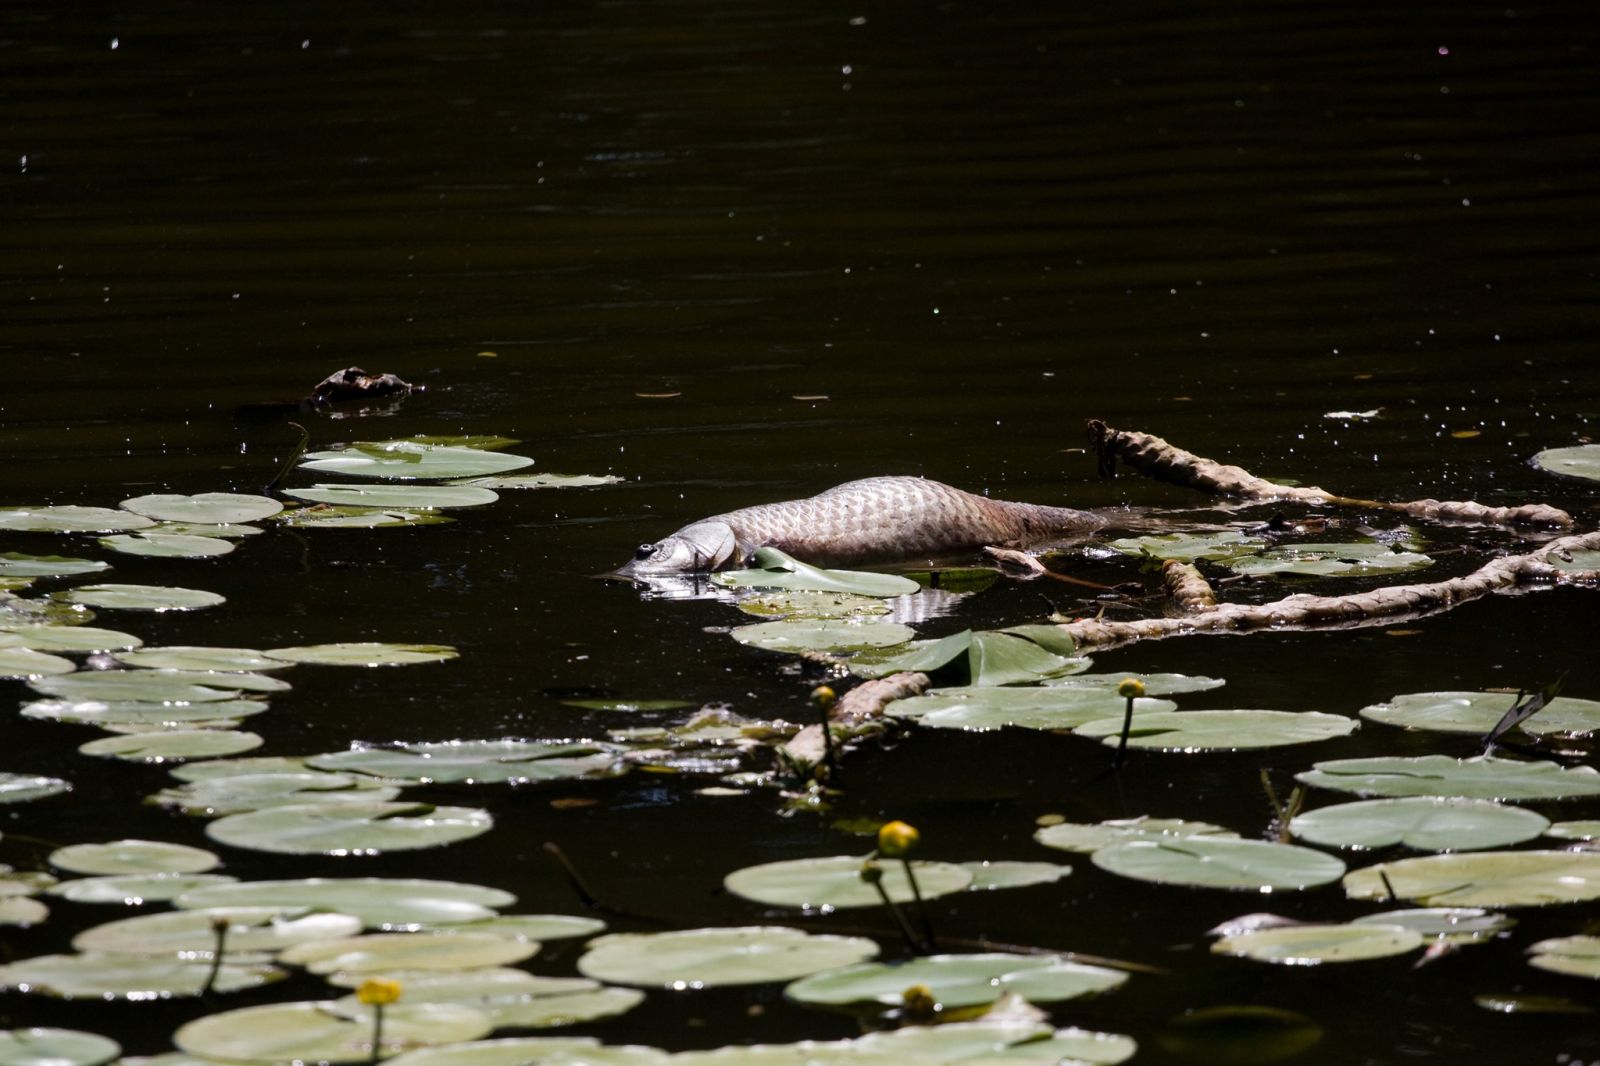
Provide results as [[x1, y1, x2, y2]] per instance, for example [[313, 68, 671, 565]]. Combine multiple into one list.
[[31, 672, 243, 703], [206, 801, 494, 855], [786, 952, 1127, 1008], [329, 970, 643, 1031], [1348, 908, 1514, 944], [857, 1021, 1136, 1064], [263, 642, 458, 666], [0, 1028, 119, 1066], [1034, 816, 1240, 855], [0, 594, 92, 627], [423, 914, 607, 941], [169, 755, 315, 781], [1548, 820, 1600, 841], [890, 687, 1174, 732], [561, 698, 697, 713], [176, 877, 515, 928], [151, 772, 400, 817], [1212, 924, 1423, 965], [276, 505, 456, 529], [23, 698, 270, 729], [47, 873, 238, 906], [0, 625, 142, 652], [80, 730, 264, 763], [725, 854, 974, 911], [1093, 837, 1346, 891], [120, 493, 283, 524], [1532, 443, 1600, 481], [385, 1037, 666, 1066], [578, 926, 879, 988], [173, 1000, 493, 1063], [959, 860, 1073, 891], [1360, 690, 1600, 737], [50, 840, 219, 876], [0, 506, 156, 534], [1108, 530, 1267, 563], [279, 931, 538, 974], [664, 1041, 898, 1065], [714, 547, 921, 598], [113, 646, 292, 672], [300, 441, 535, 480], [0, 553, 110, 578], [306, 740, 620, 785], [1229, 541, 1432, 578], [1045, 671, 1227, 696], [0, 952, 282, 999], [1345, 850, 1600, 907], [0, 898, 48, 926], [59, 584, 225, 612], [1295, 754, 1600, 801], [730, 619, 916, 654], [0, 774, 71, 805], [1074, 710, 1358, 751], [74, 906, 363, 955], [1545, 548, 1600, 571], [0, 648, 76, 678], [461, 473, 624, 490], [98, 534, 235, 559], [146, 521, 264, 539], [1527, 935, 1600, 979], [1289, 797, 1549, 851], [855, 628, 1090, 686], [285, 484, 500, 509]]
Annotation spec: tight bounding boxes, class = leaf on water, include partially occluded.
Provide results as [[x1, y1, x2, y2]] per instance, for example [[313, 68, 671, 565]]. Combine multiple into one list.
[[0, 647, 76, 678], [0, 773, 72, 805], [205, 801, 494, 855], [0, 505, 157, 534], [150, 772, 399, 817], [1108, 530, 1267, 564], [459, 473, 623, 489], [714, 547, 921, 598], [173, 1000, 492, 1063], [1295, 754, 1600, 801], [0, 553, 110, 578], [1289, 797, 1550, 851], [1345, 850, 1600, 907], [384, 1037, 667, 1066], [278, 931, 538, 974], [577, 926, 879, 988], [785, 952, 1127, 1009], [326, 969, 642, 1032], [49, 839, 220, 876], [284, 484, 500, 509], [1531, 443, 1600, 482], [98, 534, 235, 559], [120, 493, 284, 524], [890, 687, 1174, 732], [46, 873, 239, 906], [854, 628, 1091, 686], [561, 698, 697, 712], [0, 952, 283, 999], [1526, 935, 1600, 979], [24, 698, 270, 729], [300, 441, 534, 481], [1360, 690, 1600, 737], [1073, 710, 1358, 751], [275, 505, 456, 529], [1348, 907, 1514, 944], [1045, 671, 1227, 696], [79, 730, 265, 763], [0, 625, 143, 652], [1034, 816, 1240, 855], [856, 1021, 1136, 1065], [263, 642, 458, 667], [113, 646, 292, 672], [729, 618, 916, 654], [723, 854, 973, 910], [305, 740, 622, 785], [1229, 541, 1433, 578], [174, 877, 515, 928], [1546, 820, 1600, 841], [1093, 837, 1346, 891], [1212, 924, 1423, 965], [1545, 548, 1600, 571], [0, 1027, 120, 1066], [958, 860, 1074, 891], [58, 584, 226, 612], [30, 671, 247, 704]]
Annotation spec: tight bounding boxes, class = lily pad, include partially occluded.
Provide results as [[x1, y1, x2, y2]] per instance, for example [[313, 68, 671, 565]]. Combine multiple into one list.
[[47, 873, 238, 905], [24, 698, 270, 729], [176, 877, 514, 928], [1108, 530, 1266, 563], [1527, 935, 1600, 979], [285, 484, 500, 509], [306, 740, 620, 785], [151, 772, 400, 817], [329, 970, 642, 1031], [0, 774, 71, 805], [1295, 754, 1600, 801], [857, 1021, 1136, 1064], [385, 1037, 666, 1066], [1545, 548, 1600, 571], [0, 898, 49, 926], [0, 553, 109, 578], [578, 926, 878, 988], [562, 698, 697, 713], [1093, 837, 1346, 891], [31, 672, 244, 703], [714, 547, 920, 598], [461, 473, 624, 490], [1229, 541, 1432, 578], [1073, 710, 1358, 751], [80, 730, 264, 763], [1547, 820, 1600, 841], [1034, 816, 1240, 855], [113, 646, 292, 672], [730, 619, 916, 654], [146, 521, 264, 539], [74, 906, 363, 955], [1344, 850, 1600, 907], [1531, 443, 1600, 481], [0, 625, 142, 652], [50, 840, 219, 876], [0, 648, 75, 678], [98, 534, 235, 559], [1212, 924, 1423, 965], [0, 952, 282, 999], [1045, 671, 1226, 696], [300, 441, 535, 480], [263, 642, 459, 666], [206, 800, 494, 855], [1360, 690, 1600, 737], [854, 628, 1090, 686], [59, 584, 225, 612], [173, 1000, 493, 1063], [724, 855, 974, 910], [279, 931, 538, 974], [1289, 797, 1550, 851], [890, 687, 1174, 732], [785, 952, 1127, 1009], [1348, 907, 1514, 944], [0, 506, 156, 534], [0, 1028, 119, 1066], [959, 860, 1073, 891], [120, 493, 283, 524], [276, 505, 455, 529]]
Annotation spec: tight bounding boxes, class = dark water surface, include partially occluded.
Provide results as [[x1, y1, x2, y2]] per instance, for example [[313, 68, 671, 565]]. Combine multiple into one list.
[[4, 2, 1599, 1062]]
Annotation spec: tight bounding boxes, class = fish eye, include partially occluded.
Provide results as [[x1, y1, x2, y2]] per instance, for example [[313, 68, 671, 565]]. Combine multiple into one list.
[[634, 543, 657, 560]]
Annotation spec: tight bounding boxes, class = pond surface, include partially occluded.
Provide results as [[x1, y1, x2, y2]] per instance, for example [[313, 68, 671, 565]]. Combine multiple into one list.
[[3, 1, 1599, 1062]]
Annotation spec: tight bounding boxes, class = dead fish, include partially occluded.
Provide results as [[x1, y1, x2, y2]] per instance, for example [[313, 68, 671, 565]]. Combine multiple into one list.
[[619, 476, 1102, 574]]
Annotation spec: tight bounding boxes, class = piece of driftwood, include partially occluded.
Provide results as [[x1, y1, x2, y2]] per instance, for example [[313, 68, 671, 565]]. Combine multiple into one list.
[[1087, 419, 1572, 529], [1161, 560, 1217, 611], [307, 367, 419, 408]]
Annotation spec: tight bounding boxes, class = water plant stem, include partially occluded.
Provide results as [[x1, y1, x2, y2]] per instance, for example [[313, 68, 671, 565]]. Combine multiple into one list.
[[369, 1003, 385, 1065], [263, 421, 310, 495], [899, 856, 937, 952], [199, 917, 229, 997], [861, 863, 925, 954], [1114, 692, 1136, 769]]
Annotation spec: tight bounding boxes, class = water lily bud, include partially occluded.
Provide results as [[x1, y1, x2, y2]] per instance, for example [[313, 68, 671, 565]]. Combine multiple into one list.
[[356, 978, 403, 1006], [1117, 678, 1146, 699], [902, 982, 938, 1019], [858, 860, 884, 884], [811, 685, 837, 709], [877, 819, 920, 858]]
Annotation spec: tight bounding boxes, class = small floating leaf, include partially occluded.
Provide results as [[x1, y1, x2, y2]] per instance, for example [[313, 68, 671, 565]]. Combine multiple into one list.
[[113, 646, 292, 672], [47, 873, 237, 906], [461, 473, 623, 489], [1360, 690, 1600, 737], [0, 1028, 120, 1066], [307, 740, 620, 785], [857, 1022, 1136, 1065], [730, 619, 915, 654], [1035, 816, 1240, 855], [1531, 443, 1600, 481], [1527, 935, 1600, 979], [329, 970, 642, 1031], [1344, 850, 1600, 907], [0, 625, 142, 652], [787, 952, 1127, 1009], [151, 772, 399, 817], [855, 628, 1090, 686], [1045, 671, 1226, 696], [1074, 710, 1357, 751], [1289, 797, 1549, 851], [1108, 531, 1266, 563], [0, 952, 282, 999], [206, 801, 494, 855], [73, 906, 362, 956], [0, 506, 156, 534], [1229, 541, 1432, 578], [1296, 754, 1600, 801], [80, 730, 264, 763], [98, 534, 235, 559], [276, 505, 455, 529], [1093, 837, 1346, 891], [384, 1037, 666, 1066], [263, 642, 458, 667], [31, 671, 243, 703], [577, 926, 878, 988], [0, 898, 48, 926], [175, 877, 514, 928], [0, 648, 75, 678], [959, 860, 1073, 891], [1546, 548, 1600, 571], [50, 840, 219, 876], [0, 774, 71, 805], [120, 493, 283, 524], [300, 441, 534, 480], [1547, 820, 1600, 841], [145, 521, 264, 539], [723, 854, 972, 910], [1348, 908, 1514, 944], [173, 1000, 492, 1063], [890, 687, 1173, 732], [24, 698, 270, 729], [285, 484, 499, 509], [426, 914, 607, 942], [279, 931, 538, 974], [714, 547, 920, 598], [0, 553, 110, 578], [59, 584, 225, 612], [561, 698, 696, 713], [1212, 924, 1423, 965]]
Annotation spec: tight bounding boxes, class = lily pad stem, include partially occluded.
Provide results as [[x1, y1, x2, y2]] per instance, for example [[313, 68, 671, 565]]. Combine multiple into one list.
[[1113, 693, 1136, 769], [861, 863, 925, 954], [264, 421, 310, 495], [369, 1002, 385, 1064], [543, 841, 603, 912], [899, 856, 937, 953], [200, 916, 229, 997]]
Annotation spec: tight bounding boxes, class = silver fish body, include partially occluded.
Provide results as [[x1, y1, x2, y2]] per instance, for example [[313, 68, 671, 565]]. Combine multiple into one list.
[[621, 476, 1101, 574]]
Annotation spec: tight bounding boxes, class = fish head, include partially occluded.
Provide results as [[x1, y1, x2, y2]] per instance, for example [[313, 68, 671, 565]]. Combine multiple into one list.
[[619, 521, 740, 575]]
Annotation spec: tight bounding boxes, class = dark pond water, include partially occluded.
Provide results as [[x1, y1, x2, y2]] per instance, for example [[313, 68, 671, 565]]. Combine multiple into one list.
[[4, 1, 1599, 1062]]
